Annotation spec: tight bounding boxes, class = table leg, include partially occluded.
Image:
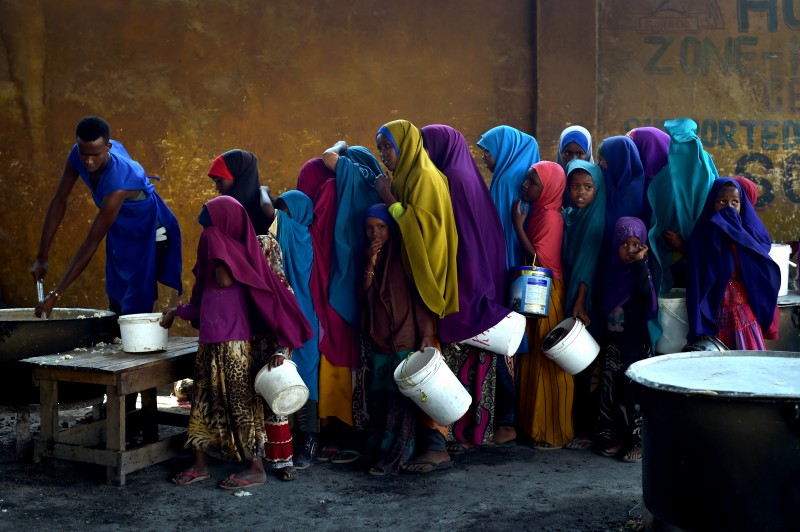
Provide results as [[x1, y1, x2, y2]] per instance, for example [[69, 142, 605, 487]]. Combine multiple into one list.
[[105, 385, 126, 486], [141, 388, 158, 442], [36, 380, 59, 468], [15, 411, 31, 459]]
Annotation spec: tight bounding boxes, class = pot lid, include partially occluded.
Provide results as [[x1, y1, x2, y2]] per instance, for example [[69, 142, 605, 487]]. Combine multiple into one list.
[[626, 351, 800, 398], [776, 290, 800, 307]]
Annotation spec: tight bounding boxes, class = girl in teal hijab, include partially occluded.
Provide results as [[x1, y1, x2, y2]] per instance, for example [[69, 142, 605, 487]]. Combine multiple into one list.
[[646, 118, 718, 353], [562, 159, 606, 324], [274, 190, 319, 402], [477, 125, 541, 270], [647, 118, 718, 296]]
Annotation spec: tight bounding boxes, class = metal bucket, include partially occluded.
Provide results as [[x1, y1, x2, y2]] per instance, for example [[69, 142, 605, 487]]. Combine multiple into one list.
[[627, 351, 800, 531]]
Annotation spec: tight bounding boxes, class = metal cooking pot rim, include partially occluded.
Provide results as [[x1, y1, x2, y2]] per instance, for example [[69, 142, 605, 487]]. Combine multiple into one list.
[[626, 350, 800, 399]]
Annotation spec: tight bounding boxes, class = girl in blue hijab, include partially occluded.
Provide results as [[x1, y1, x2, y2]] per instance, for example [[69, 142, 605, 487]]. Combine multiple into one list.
[[477, 125, 541, 270], [686, 177, 780, 350], [274, 190, 320, 467]]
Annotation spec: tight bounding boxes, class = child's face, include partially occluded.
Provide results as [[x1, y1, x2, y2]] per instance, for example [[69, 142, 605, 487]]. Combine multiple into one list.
[[560, 142, 588, 164], [212, 176, 234, 195], [520, 167, 543, 203], [365, 217, 390, 247], [481, 148, 496, 172], [568, 170, 596, 209], [376, 133, 398, 172], [275, 198, 290, 218], [618, 236, 644, 264], [714, 185, 741, 214]]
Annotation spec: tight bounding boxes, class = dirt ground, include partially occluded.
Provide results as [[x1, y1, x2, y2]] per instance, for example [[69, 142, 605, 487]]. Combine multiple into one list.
[[0, 396, 647, 531]]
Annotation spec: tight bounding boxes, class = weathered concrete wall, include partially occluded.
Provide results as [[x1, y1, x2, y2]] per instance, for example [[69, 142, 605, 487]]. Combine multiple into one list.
[[538, 0, 800, 243], [0, 0, 534, 320]]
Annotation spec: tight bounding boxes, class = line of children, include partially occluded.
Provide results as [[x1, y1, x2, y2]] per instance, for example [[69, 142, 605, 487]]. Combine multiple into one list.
[[161, 117, 780, 488]]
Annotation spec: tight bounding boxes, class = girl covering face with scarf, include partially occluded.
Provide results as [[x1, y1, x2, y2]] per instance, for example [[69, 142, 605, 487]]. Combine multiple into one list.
[[686, 177, 780, 350]]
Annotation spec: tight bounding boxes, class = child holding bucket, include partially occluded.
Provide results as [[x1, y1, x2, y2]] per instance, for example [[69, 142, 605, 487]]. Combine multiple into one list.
[[161, 196, 312, 488], [596, 217, 657, 463], [561, 159, 606, 451], [686, 177, 780, 350], [263, 190, 321, 470], [355, 203, 439, 475], [511, 161, 574, 450]]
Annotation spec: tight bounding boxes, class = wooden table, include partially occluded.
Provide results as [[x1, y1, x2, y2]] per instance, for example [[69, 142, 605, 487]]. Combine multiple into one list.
[[20, 336, 198, 486]]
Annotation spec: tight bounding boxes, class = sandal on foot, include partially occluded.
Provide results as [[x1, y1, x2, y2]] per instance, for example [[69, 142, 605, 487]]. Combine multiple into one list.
[[217, 474, 264, 490], [367, 465, 390, 476], [565, 437, 594, 450], [622, 446, 642, 463], [331, 450, 362, 464], [402, 460, 454, 474], [446, 442, 476, 454], [601, 443, 623, 457], [532, 441, 563, 451], [279, 467, 298, 481], [171, 470, 211, 486], [294, 451, 313, 470], [316, 445, 338, 463]]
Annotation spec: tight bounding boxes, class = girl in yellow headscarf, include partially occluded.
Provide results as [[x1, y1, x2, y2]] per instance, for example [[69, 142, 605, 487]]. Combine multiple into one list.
[[375, 119, 459, 319]]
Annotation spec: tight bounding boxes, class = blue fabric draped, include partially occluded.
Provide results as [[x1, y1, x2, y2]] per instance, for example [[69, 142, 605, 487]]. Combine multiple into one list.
[[329, 146, 382, 326], [476, 125, 541, 269], [686, 177, 780, 340], [69, 141, 182, 314], [276, 190, 320, 400], [647, 118, 718, 296], [562, 160, 606, 316], [601, 136, 647, 235]]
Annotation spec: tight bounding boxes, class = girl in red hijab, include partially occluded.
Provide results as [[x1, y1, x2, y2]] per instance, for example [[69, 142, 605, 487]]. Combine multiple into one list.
[[512, 161, 575, 450]]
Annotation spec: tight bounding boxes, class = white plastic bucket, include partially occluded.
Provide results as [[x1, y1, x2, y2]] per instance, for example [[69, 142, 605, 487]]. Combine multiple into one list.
[[509, 267, 552, 317], [656, 288, 689, 354], [393, 347, 471, 426], [461, 311, 527, 357], [541, 317, 600, 375], [118, 313, 168, 353], [254, 360, 309, 416], [768, 244, 791, 297]]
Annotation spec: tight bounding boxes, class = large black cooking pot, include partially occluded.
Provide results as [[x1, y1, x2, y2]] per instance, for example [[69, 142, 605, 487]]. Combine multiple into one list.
[[0, 308, 117, 404], [627, 351, 800, 531]]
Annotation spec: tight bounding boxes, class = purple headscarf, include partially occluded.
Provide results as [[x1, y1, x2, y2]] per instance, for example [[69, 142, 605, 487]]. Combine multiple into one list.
[[626, 127, 670, 182], [422, 124, 510, 342], [193, 196, 313, 348], [601, 216, 657, 319], [686, 177, 780, 339]]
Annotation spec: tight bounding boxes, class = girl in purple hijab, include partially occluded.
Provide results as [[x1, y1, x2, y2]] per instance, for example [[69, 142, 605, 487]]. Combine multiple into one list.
[[596, 217, 656, 463], [422, 124, 517, 448], [162, 196, 312, 488], [625, 127, 670, 182]]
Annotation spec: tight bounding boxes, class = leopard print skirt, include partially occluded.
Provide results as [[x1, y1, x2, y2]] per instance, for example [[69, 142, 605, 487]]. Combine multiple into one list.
[[185, 340, 266, 462]]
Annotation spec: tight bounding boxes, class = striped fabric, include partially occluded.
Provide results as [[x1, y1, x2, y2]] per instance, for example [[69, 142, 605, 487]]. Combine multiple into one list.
[[516, 278, 575, 447]]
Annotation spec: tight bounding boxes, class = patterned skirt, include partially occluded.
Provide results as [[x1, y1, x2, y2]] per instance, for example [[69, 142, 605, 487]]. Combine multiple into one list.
[[186, 340, 265, 462], [443, 343, 497, 446], [516, 278, 575, 447]]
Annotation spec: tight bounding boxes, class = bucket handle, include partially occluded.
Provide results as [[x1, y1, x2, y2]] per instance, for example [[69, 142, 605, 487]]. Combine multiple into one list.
[[660, 305, 688, 326], [398, 352, 430, 402], [399, 351, 421, 387]]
